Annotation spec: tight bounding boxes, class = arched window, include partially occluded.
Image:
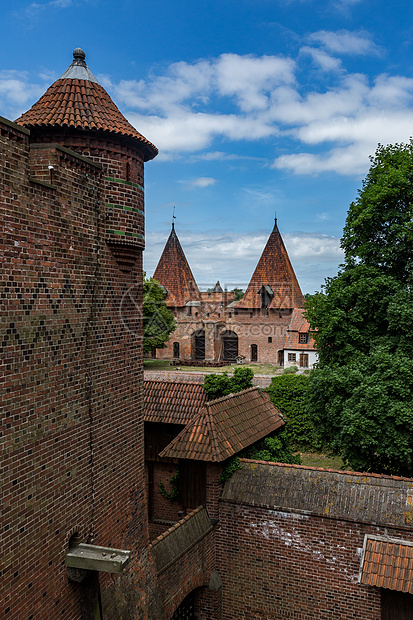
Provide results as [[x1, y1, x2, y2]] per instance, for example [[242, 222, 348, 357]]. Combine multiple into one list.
[[173, 342, 180, 358]]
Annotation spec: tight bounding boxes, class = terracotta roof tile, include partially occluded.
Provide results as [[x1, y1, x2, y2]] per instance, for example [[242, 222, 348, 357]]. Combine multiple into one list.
[[15, 49, 157, 161], [235, 220, 305, 310], [153, 224, 201, 307], [360, 536, 413, 594], [284, 309, 317, 351], [144, 380, 206, 424], [160, 387, 285, 462]]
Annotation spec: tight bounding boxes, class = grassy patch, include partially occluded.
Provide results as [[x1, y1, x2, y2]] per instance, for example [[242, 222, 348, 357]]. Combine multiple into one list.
[[299, 452, 345, 470], [143, 359, 172, 369]]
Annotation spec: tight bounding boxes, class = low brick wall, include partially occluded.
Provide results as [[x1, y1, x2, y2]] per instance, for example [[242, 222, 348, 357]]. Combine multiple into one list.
[[144, 369, 274, 388], [218, 460, 413, 620], [150, 506, 216, 618]]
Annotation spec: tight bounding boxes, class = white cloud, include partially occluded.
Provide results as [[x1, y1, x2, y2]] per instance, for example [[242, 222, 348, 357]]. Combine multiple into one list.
[[300, 47, 342, 72], [5, 44, 413, 178], [215, 53, 296, 112], [180, 177, 217, 188], [308, 30, 380, 56], [0, 70, 47, 119]]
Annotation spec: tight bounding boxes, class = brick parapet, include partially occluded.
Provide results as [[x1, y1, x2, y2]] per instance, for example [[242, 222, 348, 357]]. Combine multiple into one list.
[[144, 369, 274, 388]]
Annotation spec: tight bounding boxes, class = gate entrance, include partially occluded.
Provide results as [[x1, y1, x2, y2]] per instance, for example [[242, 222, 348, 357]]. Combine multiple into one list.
[[172, 591, 195, 620], [193, 330, 205, 360], [222, 330, 238, 361]]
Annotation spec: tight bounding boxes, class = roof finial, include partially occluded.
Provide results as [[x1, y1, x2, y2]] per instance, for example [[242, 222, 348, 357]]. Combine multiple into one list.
[[273, 211, 278, 231], [73, 48, 86, 62], [172, 206, 176, 230]]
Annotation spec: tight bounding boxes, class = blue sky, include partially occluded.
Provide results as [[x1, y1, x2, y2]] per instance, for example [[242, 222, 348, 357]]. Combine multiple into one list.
[[2, 0, 413, 293]]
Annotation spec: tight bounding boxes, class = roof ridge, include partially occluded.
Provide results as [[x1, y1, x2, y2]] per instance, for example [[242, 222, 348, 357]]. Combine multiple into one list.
[[144, 378, 205, 387], [240, 459, 413, 482], [206, 386, 258, 406]]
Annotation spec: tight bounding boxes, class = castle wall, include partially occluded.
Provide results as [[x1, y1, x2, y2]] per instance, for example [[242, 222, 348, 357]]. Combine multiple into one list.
[[218, 460, 413, 620], [1, 117, 161, 619], [156, 308, 292, 364]]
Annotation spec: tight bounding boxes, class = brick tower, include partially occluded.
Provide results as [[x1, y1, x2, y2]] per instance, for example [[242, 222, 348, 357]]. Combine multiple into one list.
[[2, 49, 164, 619]]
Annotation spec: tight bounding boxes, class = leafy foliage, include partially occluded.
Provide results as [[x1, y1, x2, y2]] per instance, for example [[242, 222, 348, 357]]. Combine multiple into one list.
[[159, 469, 179, 502], [283, 365, 298, 374], [306, 141, 413, 475], [219, 430, 300, 483], [232, 288, 244, 301], [203, 367, 254, 400], [143, 272, 176, 354], [267, 374, 319, 450]]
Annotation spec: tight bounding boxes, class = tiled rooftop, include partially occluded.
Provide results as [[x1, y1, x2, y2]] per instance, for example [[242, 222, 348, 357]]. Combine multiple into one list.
[[235, 220, 305, 310], [284, 309, 316, 351], [160, 387, 285, 462], [360, 535, 413, 594], [153, 224, 201, 307], [15, 49, 157, 161], [144, 380, 206, 425]]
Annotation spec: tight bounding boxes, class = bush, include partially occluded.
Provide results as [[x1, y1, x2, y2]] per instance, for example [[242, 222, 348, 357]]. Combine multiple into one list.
[[219, 429, 300, 483], [283, 365, 298, 374], [204, 366, 254, 400], [267, 374, 320, 451]]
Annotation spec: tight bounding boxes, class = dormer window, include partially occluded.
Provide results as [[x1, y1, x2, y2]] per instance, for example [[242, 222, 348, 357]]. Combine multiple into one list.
[[299, 333, 308, 344], [259, 285, 274, 309]]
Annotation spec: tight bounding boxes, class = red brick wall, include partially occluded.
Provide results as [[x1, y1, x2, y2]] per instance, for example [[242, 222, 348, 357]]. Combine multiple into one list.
[[217, 500, 413, 620], [150, 508, 216, 619], [1, 118, 159, 619], [155, 308, 292, 364]]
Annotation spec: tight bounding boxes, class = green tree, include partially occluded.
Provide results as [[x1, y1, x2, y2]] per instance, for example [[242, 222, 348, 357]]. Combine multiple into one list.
[[306, 141, 413, 475], [232, 288, 244, 301], [143, 273, 176, 354], [203, 366, 254, 400], [267, 374, 319, 450]]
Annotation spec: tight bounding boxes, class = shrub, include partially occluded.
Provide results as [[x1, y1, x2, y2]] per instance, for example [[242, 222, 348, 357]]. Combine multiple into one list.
[[267, 374, 320, 450]]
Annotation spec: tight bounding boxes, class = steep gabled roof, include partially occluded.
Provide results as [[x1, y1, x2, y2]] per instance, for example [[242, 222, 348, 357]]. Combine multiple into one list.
[[284, 308, 316, 351], [144, 380, 206, 425], [235, 219, 305, 310], [15, 48, 157, 161], [159, 387, 285, 462], [153, 224, 201, 307]]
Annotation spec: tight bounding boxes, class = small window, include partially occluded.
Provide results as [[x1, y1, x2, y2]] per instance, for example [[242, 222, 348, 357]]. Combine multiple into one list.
[[288, 353, 296, 362], [299, 333, 308, 344], [187, 306, 192, 316], [173, 342, 180, 358], [250, 312, 253, 318], [195, 312, 198, 317], [229, 313, 232, 318], [151, 348, 156, 359], [234, 310, 238, 316], [268, 337, 272, 343]]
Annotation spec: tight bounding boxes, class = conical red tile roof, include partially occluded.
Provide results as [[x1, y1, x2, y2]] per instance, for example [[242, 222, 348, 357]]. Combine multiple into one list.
[[153, 224, 201, 307], [235, 219, 305, 309], [15, 48, 157, 161]]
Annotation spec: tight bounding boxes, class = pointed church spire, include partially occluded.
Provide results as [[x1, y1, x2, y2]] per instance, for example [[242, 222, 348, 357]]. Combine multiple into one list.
[[153, 225, 201, 307], [235, 220, 305, 310]]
